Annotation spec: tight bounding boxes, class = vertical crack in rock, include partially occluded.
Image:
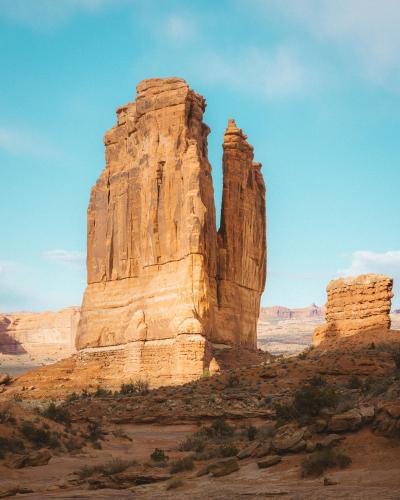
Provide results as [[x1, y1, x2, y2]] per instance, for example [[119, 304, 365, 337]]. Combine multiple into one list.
[[76, 78, 267, 385], [313, 274, 393, 346]]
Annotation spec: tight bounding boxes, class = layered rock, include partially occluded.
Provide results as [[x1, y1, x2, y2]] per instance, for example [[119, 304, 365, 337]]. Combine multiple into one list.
[[76, 78, 266, 386], [259, 304, 324, 321], [313, 274, 393, 346], [0, 308, 79, 357]]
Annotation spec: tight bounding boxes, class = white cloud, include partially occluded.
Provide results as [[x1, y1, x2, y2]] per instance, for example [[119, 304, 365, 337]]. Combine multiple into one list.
[[164, 14, 197, 42], [44, 250, 85, 268], [0, 0, 119, 29], [338, 250, 400, 305], [257, 0, 400, 89], [0, 126, 61, 159], [198, 45, 317, 98]]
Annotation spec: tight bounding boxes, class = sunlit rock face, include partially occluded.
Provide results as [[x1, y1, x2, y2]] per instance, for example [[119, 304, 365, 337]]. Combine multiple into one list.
[[76, 78, 266, 385], [313, 274, 393, 347]]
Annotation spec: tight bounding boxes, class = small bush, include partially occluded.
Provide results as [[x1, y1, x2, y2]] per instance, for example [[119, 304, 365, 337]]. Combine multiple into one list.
[[227, 373, 240, 387], [94, 386, 112, 397], [348, 375, 363, 390], [179, 435, 206, 452], [302, 449, 351, 477], [120, 380, 149, 396], [87, 421, 104, 442], [0, 436, 25, 458], [217, 443, 238, 457], [245, 424, 257, 441], [151, 448, 168, 462], [392, 348, 400, 370], [78, 458, 135, 479], [170, 456, 194, 474], [42, 402, 71, 425], [206, 419, 235, 439], [309, 376, 326, 387], [20, 422, 60, 449]]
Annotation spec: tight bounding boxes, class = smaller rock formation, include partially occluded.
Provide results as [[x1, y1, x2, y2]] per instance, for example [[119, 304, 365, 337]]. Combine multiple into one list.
[[313, 274, 393, 346]]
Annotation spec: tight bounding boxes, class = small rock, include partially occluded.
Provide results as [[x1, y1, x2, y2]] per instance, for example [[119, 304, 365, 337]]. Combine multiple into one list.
[[237, 441, 260, 459], [197, 458, 239, 477], [0, 373, 10, 385], [257, 455, 282, 469], [358, 405, 375, 423], [324, 477, 338, 486], [305, 440, 316, 453], [255, 440, 272, 458], [315, 434, 345, 449], [328, 409, 362, 432]]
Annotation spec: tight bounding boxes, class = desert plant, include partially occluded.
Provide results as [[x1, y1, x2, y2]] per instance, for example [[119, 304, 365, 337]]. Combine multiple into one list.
[[94, 386, 112, 397], [217, 443, 238, 457], [301, 449, 351, 477], [120, 379, 149, 396], [42, 402, 71, 425], [245, 424, 257, 441], [151, 448, 168, 462], [391, 348, 400, 370], [227, 373, 240, 387], [20, 422, 60, 449], [0, 436, 25, 458], [78, 458, 135, 479], [169, 456, 194, 474]]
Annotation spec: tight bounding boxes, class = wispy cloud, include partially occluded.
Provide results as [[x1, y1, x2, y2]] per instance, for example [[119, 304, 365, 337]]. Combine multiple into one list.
[[43, 250, 85, 268], [257, 0, 400, 90], [338, 250, 400, 305], [163, 14, 197, 42], [194, 45, 318, 99], [0, 126, 62, 159], [0, 0, 119, 30]]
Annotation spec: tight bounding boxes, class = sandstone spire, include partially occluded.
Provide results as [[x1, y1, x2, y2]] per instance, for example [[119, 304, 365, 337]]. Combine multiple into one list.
[[76, 78, 266, 385]]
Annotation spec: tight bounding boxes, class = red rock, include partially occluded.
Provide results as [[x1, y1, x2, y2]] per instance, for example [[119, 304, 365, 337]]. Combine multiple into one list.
[[75, 78, 266, 386], [314, 274, 393, 346]]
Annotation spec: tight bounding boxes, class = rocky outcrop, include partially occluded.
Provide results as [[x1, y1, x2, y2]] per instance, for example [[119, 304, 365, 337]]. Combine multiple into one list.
[[313, 274, 393, 346], [0, 308, 79, 358], [76, 78, 266, 386]]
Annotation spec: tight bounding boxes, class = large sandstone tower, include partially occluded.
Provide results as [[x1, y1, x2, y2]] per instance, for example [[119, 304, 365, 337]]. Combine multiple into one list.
[[76, 78, 266, 385]]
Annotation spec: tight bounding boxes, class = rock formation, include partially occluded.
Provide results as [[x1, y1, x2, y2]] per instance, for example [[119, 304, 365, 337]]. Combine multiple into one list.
[[76, 77, 266, 386], [0, 308, 79, 357], [313, 274, 393, 346], [259, 304, 324, 321]]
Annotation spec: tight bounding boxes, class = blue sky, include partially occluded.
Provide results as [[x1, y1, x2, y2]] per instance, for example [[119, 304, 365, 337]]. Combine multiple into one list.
[[0, 0, 399, 312]]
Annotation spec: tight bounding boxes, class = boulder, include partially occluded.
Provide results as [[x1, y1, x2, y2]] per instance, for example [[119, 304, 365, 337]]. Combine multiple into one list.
[[272, 425, 305, 453], [257, 455, 282, 468], [237, 441, 260, 459], [328, 410, 362, 432], [197, 458, 239, 477]]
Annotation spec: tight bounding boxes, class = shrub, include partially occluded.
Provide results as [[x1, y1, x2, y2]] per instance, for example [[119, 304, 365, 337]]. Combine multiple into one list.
[[227, 373, 240, 387], [301, 449, 351, 477], [392, 348, 400, 370], [120, 380, 149, 396], [42, 402, 71, 425], [78, 458, 135, 479], [217, 443, 238, 457], [274, 383, 338, 422], [94, 386, 112, 397], [348, 375, 363, 390], [179, 434, 206, 453], [0, 436, 24, 458], [87, 421, 104, 442], [309, 376, 326, 387], [245, 424, 257, 441], [293, 384, 338, 417], [206, 419, 235, 439], [169, 456, 194, 474], [20, 422, 60, 449], [151, 448, 168, 462]]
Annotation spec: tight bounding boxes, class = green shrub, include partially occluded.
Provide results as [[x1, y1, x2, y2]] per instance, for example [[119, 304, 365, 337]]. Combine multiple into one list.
[[20, 422, 60, 449], [151, 448, 168, 462], [42, 402, 71, 425], [301, 449, 351, 477], [179, 434, 206, 452], [245, 424, 257, 441], [94, 386, 112, 397], [87, 421, 104, 442], [217, 443, 238, 457], [309, 376, 326, 387], [169, 456, 194, 474]]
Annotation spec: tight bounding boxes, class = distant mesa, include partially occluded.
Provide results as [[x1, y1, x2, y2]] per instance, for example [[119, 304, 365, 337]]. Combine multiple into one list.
[[313, 274, 393, 347], [74, 77, 267, 386], [259, 304, 324, 321]]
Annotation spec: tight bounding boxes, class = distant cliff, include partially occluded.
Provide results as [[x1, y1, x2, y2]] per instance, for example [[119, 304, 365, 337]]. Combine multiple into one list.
[[259, 304, 324, 321]]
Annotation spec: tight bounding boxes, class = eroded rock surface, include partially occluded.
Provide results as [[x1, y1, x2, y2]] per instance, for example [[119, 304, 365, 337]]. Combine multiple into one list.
[[313, 274, 393, 346], [76, 77, 266, 385], [0, 308, 79, 357]]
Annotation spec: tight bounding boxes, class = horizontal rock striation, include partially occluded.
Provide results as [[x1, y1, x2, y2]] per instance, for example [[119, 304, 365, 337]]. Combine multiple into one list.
[[313, 274, 393, 346], [76, 77, 266, 385], [0, 308, 79, 357]]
